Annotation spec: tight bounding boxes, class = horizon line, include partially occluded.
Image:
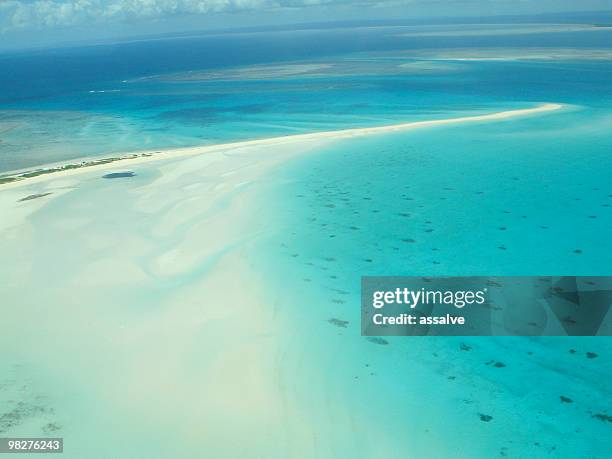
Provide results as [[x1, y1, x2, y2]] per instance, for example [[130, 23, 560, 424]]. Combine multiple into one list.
[[1, 9, 611, 53]]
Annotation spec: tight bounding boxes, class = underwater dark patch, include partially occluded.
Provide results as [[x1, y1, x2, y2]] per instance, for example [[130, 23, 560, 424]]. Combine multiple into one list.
[[328, 318, 349, 328], [18, 192, 52, 202], [102, 171, 136, 179], [367, 337, 389, 345]]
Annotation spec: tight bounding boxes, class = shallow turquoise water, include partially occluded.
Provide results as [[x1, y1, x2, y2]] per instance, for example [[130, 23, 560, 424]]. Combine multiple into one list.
[[253, 104, 612, 457], [270, 105, 612, 278]]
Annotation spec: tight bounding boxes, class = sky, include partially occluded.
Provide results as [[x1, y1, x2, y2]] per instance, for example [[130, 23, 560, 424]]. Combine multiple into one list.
[[1, 0, 611, 49]]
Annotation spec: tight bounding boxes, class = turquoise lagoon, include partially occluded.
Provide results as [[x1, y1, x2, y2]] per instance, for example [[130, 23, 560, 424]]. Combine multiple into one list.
[[255, 106, 612, 458], [1, 22, 611, 459]]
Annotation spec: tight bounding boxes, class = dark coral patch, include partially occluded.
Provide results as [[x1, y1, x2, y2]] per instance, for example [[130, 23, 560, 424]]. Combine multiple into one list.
[[328, 318, 349, 328], [367, 337, 389, 345], [102, 171, 135, 179], [18, 192, 53, 202]]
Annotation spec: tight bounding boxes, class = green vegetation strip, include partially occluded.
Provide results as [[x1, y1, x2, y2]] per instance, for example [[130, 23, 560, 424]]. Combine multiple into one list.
[[0, 153, 153, 186]]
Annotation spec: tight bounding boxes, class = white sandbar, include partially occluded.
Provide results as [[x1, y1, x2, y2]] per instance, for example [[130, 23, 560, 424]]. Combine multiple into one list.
[[1, 103, 563, 189]]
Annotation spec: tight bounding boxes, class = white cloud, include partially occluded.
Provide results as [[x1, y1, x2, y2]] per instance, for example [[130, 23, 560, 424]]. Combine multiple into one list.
[[1, 0, 601, 34], [0, 0, 342, 32]]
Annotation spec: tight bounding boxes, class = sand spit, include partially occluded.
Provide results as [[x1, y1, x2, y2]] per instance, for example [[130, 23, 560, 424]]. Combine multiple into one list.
[[0, 103, 563, 189]]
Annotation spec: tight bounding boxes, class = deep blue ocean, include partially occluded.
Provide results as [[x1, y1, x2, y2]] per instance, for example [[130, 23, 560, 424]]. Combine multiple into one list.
[[1, 24, 612, 171]]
